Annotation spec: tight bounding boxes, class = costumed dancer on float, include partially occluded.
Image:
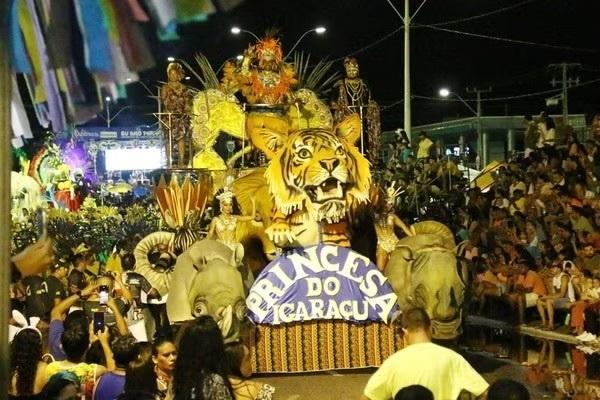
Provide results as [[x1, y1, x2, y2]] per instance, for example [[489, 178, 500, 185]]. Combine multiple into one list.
[[221, 35, 297, 165], [374, 182, 414, 271], [331, 57, 380, 164], [207, 187, 256, 259], [160, 62, 194, 167]]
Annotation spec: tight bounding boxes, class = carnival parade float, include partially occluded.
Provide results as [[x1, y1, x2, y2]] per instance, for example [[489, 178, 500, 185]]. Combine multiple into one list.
[[11, 33, 465, 373]]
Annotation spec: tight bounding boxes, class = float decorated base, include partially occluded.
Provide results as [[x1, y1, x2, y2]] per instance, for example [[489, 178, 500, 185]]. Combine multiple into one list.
[[245, 244, 402, 373], [248, 320, 403, 373]]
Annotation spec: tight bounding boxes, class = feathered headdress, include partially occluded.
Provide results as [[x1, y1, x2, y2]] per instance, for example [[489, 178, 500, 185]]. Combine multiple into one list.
[[216, 188, 234, 205], [167, 62, 184, 78], [386, 181, 403, 204], [254, 37, 283, 63]]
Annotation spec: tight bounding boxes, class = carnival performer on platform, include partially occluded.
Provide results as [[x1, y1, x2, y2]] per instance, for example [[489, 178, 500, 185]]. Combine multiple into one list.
[[331, 57, 380, 163], [160, 62, 194, 167], [207, 189, 256, 255], [374, 182, 413, 270]]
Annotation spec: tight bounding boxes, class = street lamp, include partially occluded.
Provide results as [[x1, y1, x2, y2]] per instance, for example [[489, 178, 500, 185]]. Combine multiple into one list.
[[284, 26, 327, 59], [101, 97, 132, 128], [438, 88, 477, 116], [439, 87, 484, 169], [167, 56, 175, 62], [230, 26, 260, 41]]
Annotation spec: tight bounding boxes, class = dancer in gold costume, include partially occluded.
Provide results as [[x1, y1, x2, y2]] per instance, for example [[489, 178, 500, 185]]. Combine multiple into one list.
[[207, 189, 256, 253], [374, 182, 412, 270]]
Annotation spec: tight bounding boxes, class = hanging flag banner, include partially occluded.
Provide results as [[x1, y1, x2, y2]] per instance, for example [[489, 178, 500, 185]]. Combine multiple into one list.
[[247, 244, 399, 325]]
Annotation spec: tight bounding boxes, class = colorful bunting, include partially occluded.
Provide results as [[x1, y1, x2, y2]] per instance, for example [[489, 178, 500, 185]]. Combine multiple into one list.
[[8, 0, 244, 139]]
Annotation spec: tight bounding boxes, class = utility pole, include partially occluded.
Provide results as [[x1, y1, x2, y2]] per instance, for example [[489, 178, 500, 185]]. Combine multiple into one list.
[[404, 0, 411, 138], [466, 86, 492, 169], [549, 63, 580, 125], [387, 0, 428, 140]]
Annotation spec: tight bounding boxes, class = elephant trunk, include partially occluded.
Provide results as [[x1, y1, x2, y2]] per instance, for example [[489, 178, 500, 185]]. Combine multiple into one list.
[[433, 286, 457, 322]]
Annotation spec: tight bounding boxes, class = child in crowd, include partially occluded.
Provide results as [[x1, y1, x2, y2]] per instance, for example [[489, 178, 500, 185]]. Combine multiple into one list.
[[537, 261, 578, 330]]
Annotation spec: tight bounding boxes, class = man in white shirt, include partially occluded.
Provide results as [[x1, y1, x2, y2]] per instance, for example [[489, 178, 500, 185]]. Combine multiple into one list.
[[362, 308, 489, 400]]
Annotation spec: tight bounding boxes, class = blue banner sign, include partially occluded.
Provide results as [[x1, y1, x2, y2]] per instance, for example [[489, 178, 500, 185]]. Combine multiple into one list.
[[247, 244, 399, 325]]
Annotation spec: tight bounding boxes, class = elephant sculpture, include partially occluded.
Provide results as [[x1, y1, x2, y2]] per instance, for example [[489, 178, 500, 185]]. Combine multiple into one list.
[[166, 238, 246, 343], [384, 220, 465, 340]]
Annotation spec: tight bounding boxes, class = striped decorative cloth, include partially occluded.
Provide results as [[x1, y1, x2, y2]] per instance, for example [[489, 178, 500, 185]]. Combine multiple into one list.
[[248, 320, 403, 373]]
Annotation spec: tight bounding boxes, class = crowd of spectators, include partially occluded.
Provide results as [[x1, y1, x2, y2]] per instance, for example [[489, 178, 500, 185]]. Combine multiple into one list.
[[379, 114, 600, 341], [8, 259, 275, 400]]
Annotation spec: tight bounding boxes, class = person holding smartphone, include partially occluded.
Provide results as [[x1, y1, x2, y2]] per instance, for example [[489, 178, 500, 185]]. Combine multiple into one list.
[[82, 274, 130, 336]]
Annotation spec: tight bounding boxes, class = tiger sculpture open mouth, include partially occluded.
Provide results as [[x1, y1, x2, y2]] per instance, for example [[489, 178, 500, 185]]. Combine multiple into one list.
[[305, 178, 348, 204]]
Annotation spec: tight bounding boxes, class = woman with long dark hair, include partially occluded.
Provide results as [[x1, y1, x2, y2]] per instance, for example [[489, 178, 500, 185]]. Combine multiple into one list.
[[225, 342, 274, 400], [119, 342, 160, 400], [9, 329, 48, 398], [168, 316, 234, 400]]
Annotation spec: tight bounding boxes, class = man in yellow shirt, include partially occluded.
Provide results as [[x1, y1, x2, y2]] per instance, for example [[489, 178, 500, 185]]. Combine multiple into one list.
[[362, 308, 489, 400], [509, 189, 526, 216], [416, 132, 434, 160]]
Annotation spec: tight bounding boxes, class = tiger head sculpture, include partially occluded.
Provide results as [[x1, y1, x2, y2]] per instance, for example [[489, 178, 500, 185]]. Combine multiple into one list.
[[249, 114, 371, 247]]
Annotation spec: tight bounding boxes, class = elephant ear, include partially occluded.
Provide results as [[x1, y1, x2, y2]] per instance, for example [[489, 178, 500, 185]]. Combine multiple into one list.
[[412, 221, 455, 249], [384, 245, 414, 276], [394, 246, 414, 262]]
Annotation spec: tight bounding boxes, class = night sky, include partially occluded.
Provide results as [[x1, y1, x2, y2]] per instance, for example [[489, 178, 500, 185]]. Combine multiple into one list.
[[90, 0, 600, 130]]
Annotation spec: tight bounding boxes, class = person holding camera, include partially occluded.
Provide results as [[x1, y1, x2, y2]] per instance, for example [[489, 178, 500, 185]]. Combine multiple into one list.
[[45, 320, 115, 400], [82, 274, 132, 333], [49, 280, 129, 362]]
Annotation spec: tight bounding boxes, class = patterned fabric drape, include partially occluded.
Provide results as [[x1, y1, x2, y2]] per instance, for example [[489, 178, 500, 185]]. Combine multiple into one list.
[[249, 320, 403, 373]]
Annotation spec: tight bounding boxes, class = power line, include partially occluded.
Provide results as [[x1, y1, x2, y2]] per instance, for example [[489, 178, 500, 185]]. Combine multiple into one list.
[[581, 65, 600, 73], [384, 0, 405, 23], [379, 77, 600, 110], [329, 3, 594, 64], [424, 0, 541, 27], [481, 66, 548, 89], [331, 26, 404, 62], [412, 87, 560, 102], [380, 99, 404, 111], [415, 24, 599, 54], [482, 77, 600, 101]]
